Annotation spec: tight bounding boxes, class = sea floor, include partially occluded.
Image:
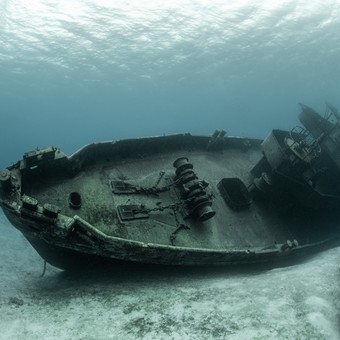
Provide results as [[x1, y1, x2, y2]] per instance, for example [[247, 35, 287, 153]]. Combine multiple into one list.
[[1, 211, 340, 340]]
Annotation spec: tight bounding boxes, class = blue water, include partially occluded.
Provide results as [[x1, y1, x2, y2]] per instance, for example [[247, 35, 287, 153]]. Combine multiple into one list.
[[2, 2, 340, 339], [1, 0, 340, 168]]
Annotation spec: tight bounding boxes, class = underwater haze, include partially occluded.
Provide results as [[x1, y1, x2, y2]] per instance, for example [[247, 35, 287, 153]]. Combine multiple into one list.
[[1, 0, 340, 166], [1, 0, 340, 339]]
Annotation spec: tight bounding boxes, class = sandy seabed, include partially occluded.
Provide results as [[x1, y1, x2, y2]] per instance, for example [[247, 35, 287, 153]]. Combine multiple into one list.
[[1, 211, 340, 340]]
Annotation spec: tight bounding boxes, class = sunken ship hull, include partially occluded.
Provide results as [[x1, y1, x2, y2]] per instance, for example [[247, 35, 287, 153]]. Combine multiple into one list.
[[1, 104, 340, 270]]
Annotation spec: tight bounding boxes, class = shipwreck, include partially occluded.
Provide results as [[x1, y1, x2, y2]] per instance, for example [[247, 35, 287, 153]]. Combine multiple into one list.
[[1, 104, 340, 270]]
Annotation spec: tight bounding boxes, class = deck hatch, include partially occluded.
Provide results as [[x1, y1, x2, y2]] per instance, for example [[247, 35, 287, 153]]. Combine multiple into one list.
[[111, 180, 137, 194], [117, 205, 149, 221], [218, 178, 251, 210]]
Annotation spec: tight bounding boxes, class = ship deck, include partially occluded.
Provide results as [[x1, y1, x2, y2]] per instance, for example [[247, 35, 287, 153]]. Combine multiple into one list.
[[21, 138, 338, 251]]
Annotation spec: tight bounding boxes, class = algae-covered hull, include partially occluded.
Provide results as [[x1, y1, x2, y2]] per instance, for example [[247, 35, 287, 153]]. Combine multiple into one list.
[[2, 104, 340, 270]]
